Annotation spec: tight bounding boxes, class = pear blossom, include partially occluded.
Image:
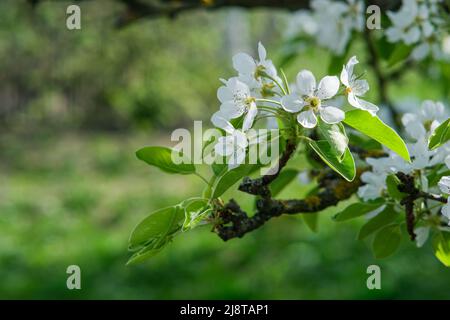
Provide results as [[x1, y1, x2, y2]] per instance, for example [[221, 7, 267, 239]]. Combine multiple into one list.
[[386, 0, 447, 61], [232, 42, 281, 97], [281, 70, 343, 128], [217, 77, 258, 131], [438, 176, 450, 224], [358, 171, 388, 201], [311, 0, 364, 55], [286, 10, 318, 38], [340, 56, 379, 115], [401, 100, 448, 140], [214, 129, 248, 170]]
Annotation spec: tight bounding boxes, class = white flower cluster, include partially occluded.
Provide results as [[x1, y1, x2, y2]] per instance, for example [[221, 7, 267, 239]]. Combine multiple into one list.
[[386, 0, 449, 61], [211, 43, 379, 169], [287, 0, 364, 55], [358, 100, 450, 223]]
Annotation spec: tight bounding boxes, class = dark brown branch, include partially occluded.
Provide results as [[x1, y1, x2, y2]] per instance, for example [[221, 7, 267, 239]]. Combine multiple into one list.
[[29, 0, 404, 27], [214, 170, 363, 240], [238, 139, 297, 198], [396, 172, 447, 241]]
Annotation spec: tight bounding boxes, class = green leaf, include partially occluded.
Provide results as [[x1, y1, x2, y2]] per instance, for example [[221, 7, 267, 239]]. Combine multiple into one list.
[[136, 146, 196, 175], [303, 214, 319, 232], [432, 232, 450, 267], [270, 169, 298, 197], [333, 201, 384, 222], [181, 198, 211, 231], [344, 110, 410, 162], [428, 118, 450, 150], [127, 205, 185, 265], [372, 224, 402, 259], [385, 174, 407, 200], [388, 43, 413, 67], [212, 164, 257, 199], [358, 205, 399, 240], [309, 140, 356, 181], [317, 121, 349, 160]]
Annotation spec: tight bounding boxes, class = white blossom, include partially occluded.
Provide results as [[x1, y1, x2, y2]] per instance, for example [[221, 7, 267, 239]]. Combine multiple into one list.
[[281, 70, 343, 128], [401, 100, 448, 140], [214, 129, 249, 170], [216, 77, 258, 131], [312, 0, 364, 55], [232, 42, 281, 97], [340, 56, 379, 115], [286, 0, 365, 56], [358, 171, 388, 201], [386, 0, 447, 61]]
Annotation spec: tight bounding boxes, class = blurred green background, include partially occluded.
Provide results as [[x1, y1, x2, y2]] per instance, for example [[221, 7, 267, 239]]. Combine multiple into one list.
[[1, 0, 450, 299]]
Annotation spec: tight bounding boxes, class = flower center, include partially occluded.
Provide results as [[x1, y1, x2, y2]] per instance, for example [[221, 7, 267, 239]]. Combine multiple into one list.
[[345, 87, 352, 95], [307, 96, 321, 110], [261, 82, 276, 97], [255, 64, 266, 79]]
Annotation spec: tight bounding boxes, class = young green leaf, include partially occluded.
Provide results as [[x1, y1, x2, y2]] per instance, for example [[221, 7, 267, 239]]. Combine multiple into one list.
[[358, 205, 399, 240], [212, 164, 257, 199], [181, 198, 211, 231], [309, 140, 356, 181], [332, 201, 384, 222], [343, 110, 410, 162], [128, 205, 184, 252], [317, 121, 349, 160], [270, 168, 299, 197], [428, 118, 450, 150], [432, 232, 450, 267], [372, 224, 402, 259], [136, 146, 196, 174]]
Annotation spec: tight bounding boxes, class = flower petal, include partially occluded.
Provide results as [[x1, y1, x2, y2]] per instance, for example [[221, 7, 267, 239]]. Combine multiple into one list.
[[281, 93, 303, 113], [340, 56, 358, 86], [242, 102, 257, 131], [296, 70, 316, 96], [215, 136, 234, 157], [340, 65, 349, 87], [232, 53, 256, 75], [217, 86, 233, 103], [438, 176, 450, 194], [220, 101, 244, 119], [357, 99, 379, 116], [351, 79, 369, 96], [403, 26, 420, 45], [258, 42, 267, 61], [442, 202, 450, 224], [211, 111, 235, 134], [317, 76, 340, 100], [297, 109, 317, 128], [320, 106, 345, 124]]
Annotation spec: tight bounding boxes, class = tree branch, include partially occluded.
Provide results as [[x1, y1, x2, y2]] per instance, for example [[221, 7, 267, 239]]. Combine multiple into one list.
[[396, 172, 448, 241], [214, 169, 363, 240]]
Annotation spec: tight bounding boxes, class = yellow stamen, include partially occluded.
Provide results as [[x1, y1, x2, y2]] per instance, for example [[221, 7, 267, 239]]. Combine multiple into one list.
[[345, 87, 352, 95]]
